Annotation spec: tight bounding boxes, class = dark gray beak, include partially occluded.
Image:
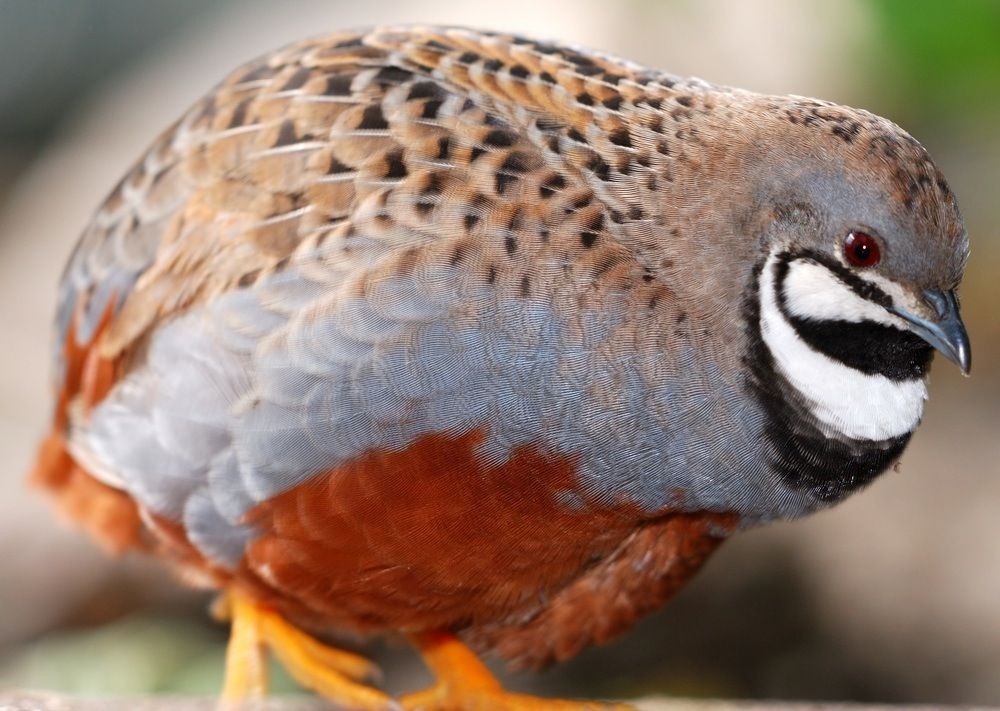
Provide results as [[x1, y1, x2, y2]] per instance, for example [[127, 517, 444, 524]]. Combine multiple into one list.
[[892, 289, 971, 375]]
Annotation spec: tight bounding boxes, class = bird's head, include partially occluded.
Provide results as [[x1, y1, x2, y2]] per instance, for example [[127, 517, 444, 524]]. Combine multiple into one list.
[[756, 99, 968, 359], [614, 87, 973, 507], [726, 96, 971, 447], [648, 94, 978, 507]]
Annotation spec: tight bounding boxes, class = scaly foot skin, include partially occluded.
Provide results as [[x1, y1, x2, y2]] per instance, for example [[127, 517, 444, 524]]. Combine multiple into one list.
[[217, 587, 398, 710], [400, 631, 634, 711]]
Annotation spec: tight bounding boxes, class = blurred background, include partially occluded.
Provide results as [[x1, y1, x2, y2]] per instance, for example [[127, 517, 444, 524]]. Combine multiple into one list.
[[0, 0, 997, 706]]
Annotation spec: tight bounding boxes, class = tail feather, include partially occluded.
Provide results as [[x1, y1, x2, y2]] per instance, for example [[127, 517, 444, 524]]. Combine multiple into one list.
[[30, 431, 144, 555], [31, 295, 144, 555]]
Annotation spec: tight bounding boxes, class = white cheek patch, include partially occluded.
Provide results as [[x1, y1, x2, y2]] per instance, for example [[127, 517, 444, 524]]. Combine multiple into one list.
[[782, 259, 906, 328], [759, 254, 927, 441]]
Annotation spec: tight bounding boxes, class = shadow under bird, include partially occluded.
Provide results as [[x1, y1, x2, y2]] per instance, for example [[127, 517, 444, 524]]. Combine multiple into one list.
[[31, 25, 971, 710]]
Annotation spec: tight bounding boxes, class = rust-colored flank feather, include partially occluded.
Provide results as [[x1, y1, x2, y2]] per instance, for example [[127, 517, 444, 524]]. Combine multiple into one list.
[[32, 300, 144, 554], [241, 429, 734, 668]]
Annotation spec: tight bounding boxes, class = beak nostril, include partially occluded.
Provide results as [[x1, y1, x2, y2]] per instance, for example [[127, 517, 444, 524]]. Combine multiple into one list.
[[921, 289, 948, 319], [897, 289, 970, 374]]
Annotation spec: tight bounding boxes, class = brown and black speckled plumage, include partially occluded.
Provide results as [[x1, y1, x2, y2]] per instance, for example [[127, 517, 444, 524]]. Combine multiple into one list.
[[55, 25, 963, 371]]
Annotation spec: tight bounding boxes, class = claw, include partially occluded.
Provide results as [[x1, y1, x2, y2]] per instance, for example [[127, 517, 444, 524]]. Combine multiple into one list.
[[400, 631, 633, 711]]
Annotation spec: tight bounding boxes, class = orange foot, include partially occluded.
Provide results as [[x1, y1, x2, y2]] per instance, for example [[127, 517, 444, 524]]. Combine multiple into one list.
[[216, 587, 397, 710], [400, 631, 634, 711]]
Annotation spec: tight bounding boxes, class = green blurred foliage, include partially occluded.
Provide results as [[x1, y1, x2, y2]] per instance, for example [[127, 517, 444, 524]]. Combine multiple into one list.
[[867, 0, 1000, 120], [0, 615, 304, 695]]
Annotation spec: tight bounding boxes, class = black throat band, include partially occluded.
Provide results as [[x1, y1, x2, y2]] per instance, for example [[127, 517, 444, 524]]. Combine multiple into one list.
[[742, 252, 917, 504], [773, 251, 933, 381]]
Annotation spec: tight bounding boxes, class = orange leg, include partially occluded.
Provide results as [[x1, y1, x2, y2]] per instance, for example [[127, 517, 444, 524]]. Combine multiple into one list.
[[216, 587, 397, 710], [400, 631, 634, 711]]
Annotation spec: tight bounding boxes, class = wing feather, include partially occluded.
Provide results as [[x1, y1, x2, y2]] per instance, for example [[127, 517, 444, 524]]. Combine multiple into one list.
[[46, 26, 684, 568]]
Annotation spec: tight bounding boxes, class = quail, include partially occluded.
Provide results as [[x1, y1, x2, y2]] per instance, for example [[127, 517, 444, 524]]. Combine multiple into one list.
[[32, 25, 971, 710]]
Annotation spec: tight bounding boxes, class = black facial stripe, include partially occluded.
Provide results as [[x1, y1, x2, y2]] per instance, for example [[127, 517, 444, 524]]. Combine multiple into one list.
[[787, 317, 932, 380], [742, 259, 911, 505], [772, 250, 931, 380]]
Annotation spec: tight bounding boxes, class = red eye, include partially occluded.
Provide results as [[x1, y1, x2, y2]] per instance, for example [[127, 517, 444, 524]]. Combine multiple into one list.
[[843, 231, 881, 268]]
